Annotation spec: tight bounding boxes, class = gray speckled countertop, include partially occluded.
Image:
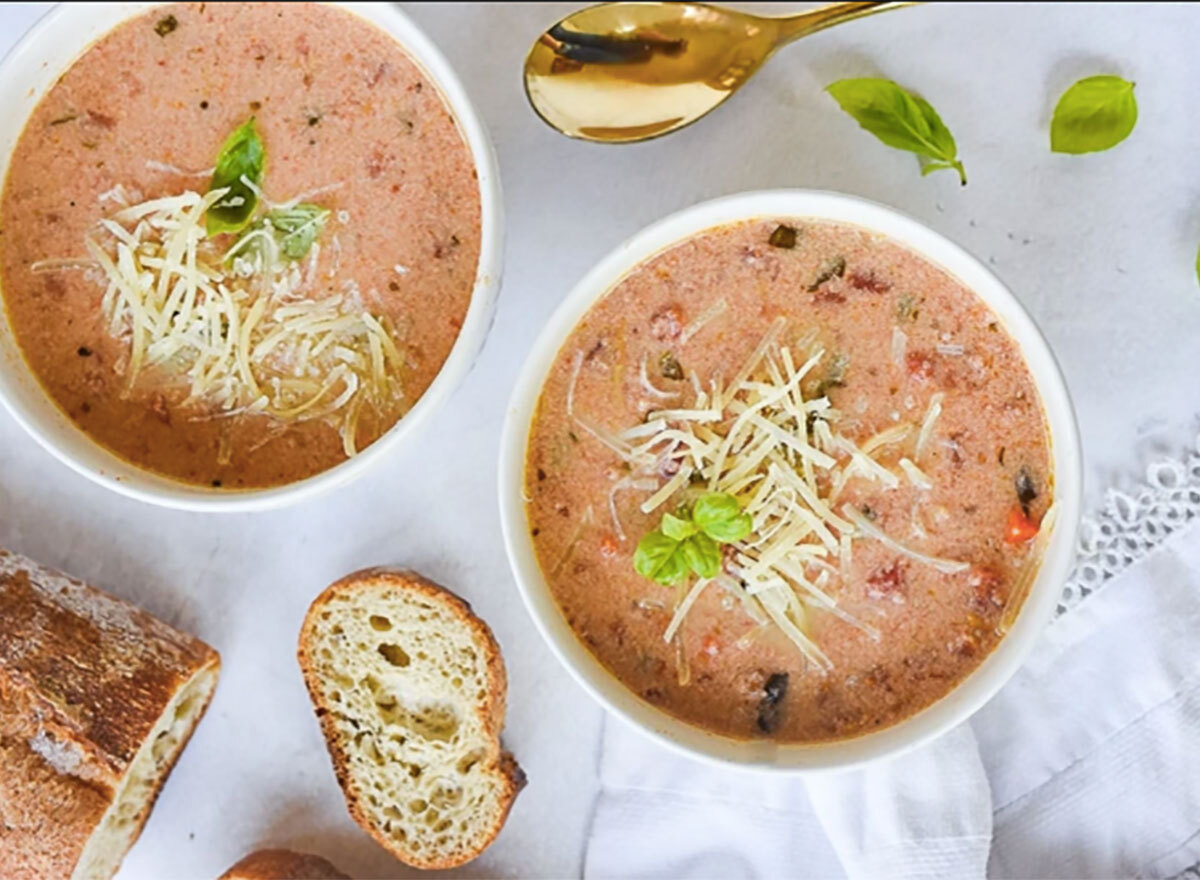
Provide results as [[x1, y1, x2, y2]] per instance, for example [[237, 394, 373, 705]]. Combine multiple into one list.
[[1, 3, 1198, 878]]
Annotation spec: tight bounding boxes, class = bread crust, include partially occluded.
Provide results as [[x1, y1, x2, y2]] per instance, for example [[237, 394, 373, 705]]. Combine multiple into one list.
[[219, 848, 350, 880], [296, 568, 524, 870], [0, 549, 220, 880]]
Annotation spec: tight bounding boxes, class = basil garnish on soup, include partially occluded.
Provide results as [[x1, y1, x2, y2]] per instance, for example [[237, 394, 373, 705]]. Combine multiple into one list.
[[229, 203, 330, 265], [206, 117, 265, 235], [268, 204, 330, 259], [37, 114, 401, 464], [634, 492, 751, 586]]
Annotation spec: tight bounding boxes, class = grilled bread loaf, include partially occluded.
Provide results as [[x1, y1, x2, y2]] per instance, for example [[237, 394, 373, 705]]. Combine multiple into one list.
[[297, 568, 524, 870], [219, 848, 349, 879], [0, 549, 220, 880]]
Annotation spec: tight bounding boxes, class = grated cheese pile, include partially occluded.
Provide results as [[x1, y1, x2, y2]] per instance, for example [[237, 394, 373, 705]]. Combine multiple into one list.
[[575, 318, 973, 671], [76, 187, 403, 456]]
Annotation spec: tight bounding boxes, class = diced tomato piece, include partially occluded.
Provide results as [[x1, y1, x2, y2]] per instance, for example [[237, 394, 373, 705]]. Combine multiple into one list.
[[967, 565, 1006, 613], [906, 350, 935, 382], [1004, 506, 1039, 544], [599, 533, 621, 558], [848, 270, 892, 293], [649, 305, 684, 341], [867, 560, 908, 601]]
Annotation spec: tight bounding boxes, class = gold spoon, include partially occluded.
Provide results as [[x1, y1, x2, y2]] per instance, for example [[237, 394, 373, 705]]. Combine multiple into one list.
[[525, 1, 914, 143]]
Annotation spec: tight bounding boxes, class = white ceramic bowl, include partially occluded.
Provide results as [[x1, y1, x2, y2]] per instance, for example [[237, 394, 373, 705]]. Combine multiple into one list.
[[500, 190, 1082, 771], [0, 2, 502, 512]]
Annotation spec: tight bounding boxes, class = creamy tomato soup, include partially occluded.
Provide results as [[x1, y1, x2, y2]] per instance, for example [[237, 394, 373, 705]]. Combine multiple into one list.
[[525, 219, 1054, 743], [0, 3, 480, 488]]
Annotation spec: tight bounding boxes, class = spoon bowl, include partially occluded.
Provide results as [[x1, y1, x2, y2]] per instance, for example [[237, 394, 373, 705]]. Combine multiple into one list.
[[524, 2, 913, 143]]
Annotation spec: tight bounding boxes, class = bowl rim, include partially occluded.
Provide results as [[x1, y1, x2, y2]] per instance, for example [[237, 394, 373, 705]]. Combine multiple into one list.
[[0, 1, 503, 512], [498, 188, 1082, 772]]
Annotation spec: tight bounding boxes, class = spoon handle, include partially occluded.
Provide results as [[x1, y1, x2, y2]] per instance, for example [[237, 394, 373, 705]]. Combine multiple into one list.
[[772, 1, 917, 46]]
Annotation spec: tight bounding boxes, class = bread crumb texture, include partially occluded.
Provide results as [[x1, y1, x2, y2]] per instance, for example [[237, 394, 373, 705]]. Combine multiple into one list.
[[299, 569, 524, 870]]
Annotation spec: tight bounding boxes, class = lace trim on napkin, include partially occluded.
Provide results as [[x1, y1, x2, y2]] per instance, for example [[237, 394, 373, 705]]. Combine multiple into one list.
[[1058, 431, 1200, 616]]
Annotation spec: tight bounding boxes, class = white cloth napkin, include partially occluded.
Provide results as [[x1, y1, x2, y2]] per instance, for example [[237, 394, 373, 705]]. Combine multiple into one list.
[[585, 518, 1200, 879]]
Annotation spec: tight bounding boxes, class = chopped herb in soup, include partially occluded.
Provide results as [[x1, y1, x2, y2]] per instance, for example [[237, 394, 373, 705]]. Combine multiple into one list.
[[525, 219, 1054, 743], [0, 2, 480, 488]]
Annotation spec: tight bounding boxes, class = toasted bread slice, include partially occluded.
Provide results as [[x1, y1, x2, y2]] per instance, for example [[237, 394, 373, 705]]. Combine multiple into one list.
[[0, 549, 219, 880], [297, 568, 524, 870], [219, 848, 349, 879]]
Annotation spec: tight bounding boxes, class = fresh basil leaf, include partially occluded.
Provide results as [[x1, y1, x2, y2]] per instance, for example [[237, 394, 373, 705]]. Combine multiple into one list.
[[661, 512, 697, 542], [1050, 75, 1137, 154], [693, 492, 752, 543], [681, 533, 722, 579], [268, 204, 329, 259], [634, 530, 688, 585], [702, 510, 752, 544], [206, 118, 265, 236], [692, 492, 739, 529], [230, 204, 329, 265], [826, 78, 966, 185], [657, 546, 692, 585]]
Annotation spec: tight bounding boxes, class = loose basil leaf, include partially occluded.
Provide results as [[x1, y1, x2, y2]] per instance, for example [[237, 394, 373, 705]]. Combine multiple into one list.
[[826, 78, 966, 185], [693, 492, 752, 543], [1050, 75, 1137, 154], [268, 204, 329, 259], [206, 118, 265, 236], [681, 533, 722, 579], [634, 531, 689, 585], [661, 512, 697, 542]]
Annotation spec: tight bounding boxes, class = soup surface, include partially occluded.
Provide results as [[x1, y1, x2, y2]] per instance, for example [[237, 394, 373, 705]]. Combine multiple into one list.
[[525, 218, 1054, 743], [0, 2, 480, 488]]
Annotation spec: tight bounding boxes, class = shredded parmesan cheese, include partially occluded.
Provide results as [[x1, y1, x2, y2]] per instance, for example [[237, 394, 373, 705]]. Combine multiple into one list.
[[639, 354, 681, 400], [679, 298, 728, 345], [891, 326, 908, 366], [566, 350, 583, 418], [663, 578, 711, 644], [639, 466, 694, 514], [914, 392, 945, 461], [73, 186, 403, 457], [899, 457, 933, 490], [608, 476, 658, 541], [145, 159, 214, 177], [841, 505, 968, 574], [607, 321, 963, 667]]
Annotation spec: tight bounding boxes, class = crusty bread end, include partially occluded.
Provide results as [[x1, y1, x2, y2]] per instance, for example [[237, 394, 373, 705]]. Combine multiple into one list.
[[218, 848, 349, 880], [0, 549, 219, 880], [297, 569, 524, 870]]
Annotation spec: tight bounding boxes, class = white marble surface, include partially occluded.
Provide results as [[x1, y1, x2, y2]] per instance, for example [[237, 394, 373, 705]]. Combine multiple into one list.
[[1, 3, 1198, 878]]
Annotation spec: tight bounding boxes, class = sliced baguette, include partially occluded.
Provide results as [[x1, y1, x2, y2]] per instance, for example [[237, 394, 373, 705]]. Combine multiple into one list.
[[0, 549, 220, 880], [218, 848, 349, 879], [297, 568, 524, 870]]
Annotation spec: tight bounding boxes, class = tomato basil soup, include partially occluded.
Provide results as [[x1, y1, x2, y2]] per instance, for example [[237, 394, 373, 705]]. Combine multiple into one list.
[[0, 3, 480, 488], [525, 219, 1054, 743]]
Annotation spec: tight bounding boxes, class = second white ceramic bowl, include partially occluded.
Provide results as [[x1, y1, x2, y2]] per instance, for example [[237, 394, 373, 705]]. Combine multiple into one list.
[[499, 189, 1081, 772], [0, 2, 502, 512]]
